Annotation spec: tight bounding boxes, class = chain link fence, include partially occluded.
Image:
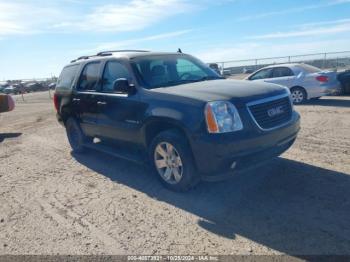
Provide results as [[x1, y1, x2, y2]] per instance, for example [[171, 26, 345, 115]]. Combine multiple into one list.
[[213, 51, 350, 77]]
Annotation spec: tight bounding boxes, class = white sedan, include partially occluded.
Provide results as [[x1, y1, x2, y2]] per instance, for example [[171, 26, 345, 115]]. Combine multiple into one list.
[[246, 63, 341, 104]]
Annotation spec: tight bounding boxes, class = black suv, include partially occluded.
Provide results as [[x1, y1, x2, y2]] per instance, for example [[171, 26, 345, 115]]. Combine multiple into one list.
[[54, 50, 300, 191]]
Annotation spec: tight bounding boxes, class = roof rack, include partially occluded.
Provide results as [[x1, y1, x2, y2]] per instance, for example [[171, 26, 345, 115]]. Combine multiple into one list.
[[70, 50, 149, 63], [96, 50, 149, 56], [70, 55, 98, 63]]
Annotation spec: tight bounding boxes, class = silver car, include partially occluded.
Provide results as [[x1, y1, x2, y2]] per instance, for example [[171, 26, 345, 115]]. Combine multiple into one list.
[[246, 63, 341, 104]]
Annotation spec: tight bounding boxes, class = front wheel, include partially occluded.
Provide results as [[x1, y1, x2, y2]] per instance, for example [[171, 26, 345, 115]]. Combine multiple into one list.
[[150, 130, 200, 191], [291, 87, 307, 104]]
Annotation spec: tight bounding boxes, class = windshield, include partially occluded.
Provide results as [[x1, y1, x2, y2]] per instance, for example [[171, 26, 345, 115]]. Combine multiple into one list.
[[131, 54, 222, 89]]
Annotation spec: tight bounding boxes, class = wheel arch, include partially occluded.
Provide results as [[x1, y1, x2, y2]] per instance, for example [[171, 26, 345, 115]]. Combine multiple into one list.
[[143, 118, 191, 149]]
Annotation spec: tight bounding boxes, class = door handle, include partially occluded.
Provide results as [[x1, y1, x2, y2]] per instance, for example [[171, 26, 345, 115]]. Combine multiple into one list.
[[72, 98, 80, 103], [97, 101, 107, 105]]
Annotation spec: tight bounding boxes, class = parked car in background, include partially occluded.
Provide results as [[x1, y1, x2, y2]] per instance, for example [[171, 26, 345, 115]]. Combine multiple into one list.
[[3, 86, 16, 94], [208, 63, 221, 75], [246, 63, 341, 104], [24, 82, 45, 92], [242, 67, 254, 74], [48, 82, 56, 89], [0, 82, 9, 93], [337, 70, 350, 95]]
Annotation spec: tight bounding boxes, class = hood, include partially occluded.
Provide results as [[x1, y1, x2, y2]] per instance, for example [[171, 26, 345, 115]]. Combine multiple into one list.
[[151, 79, 288, 106]]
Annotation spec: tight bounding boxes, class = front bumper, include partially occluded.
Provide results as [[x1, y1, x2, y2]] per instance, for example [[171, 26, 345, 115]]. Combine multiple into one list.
[[189, 111, 300, 180]]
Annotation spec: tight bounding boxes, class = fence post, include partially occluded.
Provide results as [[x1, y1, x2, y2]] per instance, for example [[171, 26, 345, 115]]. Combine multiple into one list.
[[323, 53, 327, 69], [288, 56, 291, 63], [255, 59, 258, 70], [221, 62, 225, 75]]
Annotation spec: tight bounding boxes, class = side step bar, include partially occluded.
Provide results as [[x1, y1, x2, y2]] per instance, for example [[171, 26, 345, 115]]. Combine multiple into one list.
[[83, 142, 145, 164]]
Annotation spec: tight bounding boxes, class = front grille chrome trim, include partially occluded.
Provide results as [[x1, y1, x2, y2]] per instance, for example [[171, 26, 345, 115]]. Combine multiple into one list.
[[246, 93, 293, 131]]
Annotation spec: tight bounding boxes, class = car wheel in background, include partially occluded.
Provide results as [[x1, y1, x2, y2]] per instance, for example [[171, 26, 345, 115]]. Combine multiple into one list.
[[150, 130, 200, 191], [291, 87, 307, 104]]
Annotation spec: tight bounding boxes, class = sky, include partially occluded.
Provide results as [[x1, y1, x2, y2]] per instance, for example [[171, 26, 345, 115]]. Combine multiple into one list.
[[1, 0, 350, 80]]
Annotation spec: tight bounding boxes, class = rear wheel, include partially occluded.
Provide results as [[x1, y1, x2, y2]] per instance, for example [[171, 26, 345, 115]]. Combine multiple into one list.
[[150, 130, 200, 191], [291, 87, 307, 104], [66, 118, 87, 153]]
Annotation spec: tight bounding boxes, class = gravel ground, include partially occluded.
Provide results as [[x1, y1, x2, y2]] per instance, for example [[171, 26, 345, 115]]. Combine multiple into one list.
[[0, 91, 349, 256]]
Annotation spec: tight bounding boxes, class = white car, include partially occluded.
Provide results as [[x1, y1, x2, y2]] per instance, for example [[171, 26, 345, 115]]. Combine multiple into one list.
[[246, 63, 341, 104]]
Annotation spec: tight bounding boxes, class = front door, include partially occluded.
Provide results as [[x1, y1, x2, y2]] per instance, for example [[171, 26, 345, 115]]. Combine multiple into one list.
[[95, 60, 145, 145]]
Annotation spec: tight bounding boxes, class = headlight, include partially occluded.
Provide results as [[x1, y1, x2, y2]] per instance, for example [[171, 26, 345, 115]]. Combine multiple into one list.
[[204, 101, 243, 133]]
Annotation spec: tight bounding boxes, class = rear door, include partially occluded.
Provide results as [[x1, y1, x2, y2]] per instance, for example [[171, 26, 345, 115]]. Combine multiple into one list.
[[72, 61, 103, 137], [95, 60, 145, 144], [265, 67, 294, 87]]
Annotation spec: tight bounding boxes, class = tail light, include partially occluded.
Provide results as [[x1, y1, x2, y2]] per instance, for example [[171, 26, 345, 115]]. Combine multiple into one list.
[[316, 75, 329, 83], [53, 93, 59, 111]]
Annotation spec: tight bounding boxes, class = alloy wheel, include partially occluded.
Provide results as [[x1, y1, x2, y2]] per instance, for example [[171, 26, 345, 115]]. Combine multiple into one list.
[[154, 142, 183, 184], [291, 90, 304, 103]]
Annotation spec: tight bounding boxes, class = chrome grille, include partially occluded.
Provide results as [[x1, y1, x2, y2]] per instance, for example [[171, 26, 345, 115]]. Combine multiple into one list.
[[247, 95, 292, 130]]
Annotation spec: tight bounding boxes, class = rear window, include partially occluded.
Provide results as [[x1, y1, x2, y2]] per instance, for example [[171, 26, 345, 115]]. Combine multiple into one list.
[[298, 64, 321, 73], [57, 65, 79, 89], [272, 67, 294, 78]]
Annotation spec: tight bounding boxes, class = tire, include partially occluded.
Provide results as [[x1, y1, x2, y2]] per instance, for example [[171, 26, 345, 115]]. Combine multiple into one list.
[[149, 130, 200, 192], [65, 118, 87, 153], [290, 87, 307, 104]]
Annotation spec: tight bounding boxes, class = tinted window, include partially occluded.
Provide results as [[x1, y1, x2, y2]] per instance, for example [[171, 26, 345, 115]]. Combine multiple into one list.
[[250, 68, 273, 80], [132, 55, 221, 89], [272, 67, 294, 78], [57, 65, 79, 89], [78, 62, 101, 91], [102, 61, 131, 92], [298, 64, 322, 73]]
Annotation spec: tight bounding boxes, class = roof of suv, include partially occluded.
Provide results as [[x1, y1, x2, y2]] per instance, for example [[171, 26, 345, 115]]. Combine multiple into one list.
[[69, 50, 185, 64]]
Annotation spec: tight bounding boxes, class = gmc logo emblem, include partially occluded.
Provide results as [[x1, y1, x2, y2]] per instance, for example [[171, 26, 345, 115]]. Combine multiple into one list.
[[267, 106, 284, 117]]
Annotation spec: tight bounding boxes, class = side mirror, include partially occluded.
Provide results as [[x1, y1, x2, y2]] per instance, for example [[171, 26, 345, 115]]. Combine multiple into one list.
[[113, 78, 135, 94]]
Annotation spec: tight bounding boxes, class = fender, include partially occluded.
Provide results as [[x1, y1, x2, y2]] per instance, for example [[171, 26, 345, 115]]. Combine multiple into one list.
[[140, 105, 202, 148]]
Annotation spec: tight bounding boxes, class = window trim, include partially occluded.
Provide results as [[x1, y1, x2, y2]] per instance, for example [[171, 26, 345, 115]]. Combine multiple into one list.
[[101, 59, 132, 93], [271, 67, 294, 78], [249, 68, 273, 80], [77, 61, 102, 92], [57, 64, 80, 89]]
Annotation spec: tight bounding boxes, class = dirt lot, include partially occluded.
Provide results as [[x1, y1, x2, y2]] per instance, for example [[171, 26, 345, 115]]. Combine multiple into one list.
[[0, 91, 350, 256]]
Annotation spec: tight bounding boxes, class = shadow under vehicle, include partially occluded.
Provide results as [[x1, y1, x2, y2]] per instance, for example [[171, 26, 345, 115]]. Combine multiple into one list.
[[72, 150, 350, 256]]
